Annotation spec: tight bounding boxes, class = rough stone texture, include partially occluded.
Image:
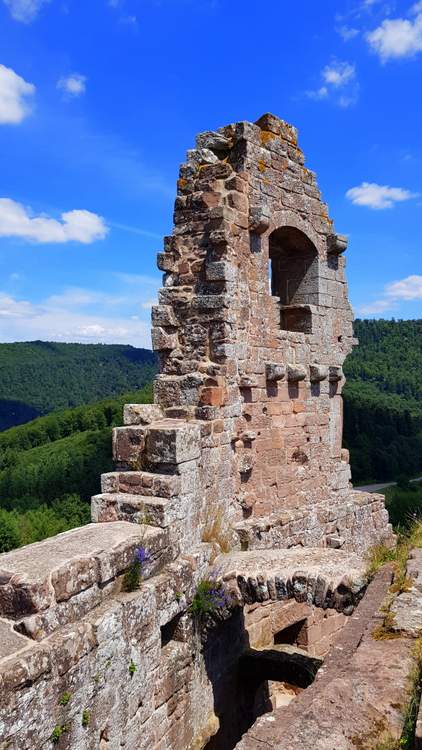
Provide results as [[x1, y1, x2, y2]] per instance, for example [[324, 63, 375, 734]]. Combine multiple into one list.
[[0, 522, 170, 639], [0, 114, 398, 750], [243, 599, 347, 657], [236, 565, 415, 750], [95, 112, 393, 557], [215, 548, 366, 612]]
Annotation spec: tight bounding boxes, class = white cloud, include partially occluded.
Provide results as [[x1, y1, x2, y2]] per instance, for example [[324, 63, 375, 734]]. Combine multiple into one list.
[[338, 25, 360, 40], [358, 298, 394, 314], [0, 274, 160, 345], [0, 198, 108, 243], [367, 5, 422, 60], [323, 61, 356, 86], [57, 74, 86, 98], [0, 293, 151, 346], [358, 274, 422, 315], [3, 0, 49, 22], [0, 64, 35, 124], [346, 182, 418, 209], [385, 274, 422, 300], [306, 61, 359, 107]]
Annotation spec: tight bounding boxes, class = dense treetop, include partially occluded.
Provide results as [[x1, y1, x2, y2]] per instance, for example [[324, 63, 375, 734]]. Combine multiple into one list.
[[0, 341, 156, 430], [343, 319, 422, 484]]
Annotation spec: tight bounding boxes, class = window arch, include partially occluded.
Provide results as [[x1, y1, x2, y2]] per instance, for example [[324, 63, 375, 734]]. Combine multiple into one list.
[[268, 226, 319, 332]]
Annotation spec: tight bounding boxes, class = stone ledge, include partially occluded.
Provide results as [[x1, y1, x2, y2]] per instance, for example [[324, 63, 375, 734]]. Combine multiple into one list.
[[92, 492, 189, 528], [214, 547, 367, 613], [0, 522, 169, 626]]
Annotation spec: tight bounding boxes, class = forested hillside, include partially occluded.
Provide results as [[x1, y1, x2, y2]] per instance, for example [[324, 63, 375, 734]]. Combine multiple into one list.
[[0, 385, 152, 552], [0, 341, 156, 430], [1, 319, 421, 552], [343, 319, 422, 483]]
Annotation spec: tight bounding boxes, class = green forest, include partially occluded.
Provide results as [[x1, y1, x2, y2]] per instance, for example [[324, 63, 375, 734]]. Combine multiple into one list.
[[0, 319, 421, 553], [0, 341, 156, 430], [343, 319, 422, 483], [0, 385, 152, 553]]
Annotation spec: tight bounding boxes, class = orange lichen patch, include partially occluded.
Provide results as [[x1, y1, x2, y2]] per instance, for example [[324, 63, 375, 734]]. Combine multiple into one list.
[[258, 159, 267, 173], [260, 130, 277, 146], [177, 178, 187, 190]]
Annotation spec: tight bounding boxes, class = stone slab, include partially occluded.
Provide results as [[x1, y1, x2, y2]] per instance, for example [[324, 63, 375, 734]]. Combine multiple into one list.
[[0, 521, 167, 619]]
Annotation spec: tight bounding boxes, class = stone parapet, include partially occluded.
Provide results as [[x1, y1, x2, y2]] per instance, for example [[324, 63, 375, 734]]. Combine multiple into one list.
[[0, 522, 170, 639]]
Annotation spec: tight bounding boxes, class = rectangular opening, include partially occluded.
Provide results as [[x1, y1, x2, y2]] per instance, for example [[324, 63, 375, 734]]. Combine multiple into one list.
[[280, 305, 313, 334], [160, 613, 182, 648], [274, 618, 308, 648]]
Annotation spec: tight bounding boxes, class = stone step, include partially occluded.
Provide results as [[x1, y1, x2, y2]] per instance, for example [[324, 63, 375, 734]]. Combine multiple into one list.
[[92, 492, 189, 529], [112, 419, 201, 467], [101, 470, 181, 498]]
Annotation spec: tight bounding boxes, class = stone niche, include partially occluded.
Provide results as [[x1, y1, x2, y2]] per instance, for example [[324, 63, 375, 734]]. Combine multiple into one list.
[[0, 114, 395, 750]]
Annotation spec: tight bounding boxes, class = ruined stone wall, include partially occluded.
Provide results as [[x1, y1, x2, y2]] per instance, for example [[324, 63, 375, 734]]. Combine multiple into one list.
[[143, 112, 392, 553], [0, 114, 395, 750]]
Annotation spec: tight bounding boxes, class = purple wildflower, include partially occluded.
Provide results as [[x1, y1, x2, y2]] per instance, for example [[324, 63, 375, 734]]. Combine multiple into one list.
[[135, 547, 150, 566]]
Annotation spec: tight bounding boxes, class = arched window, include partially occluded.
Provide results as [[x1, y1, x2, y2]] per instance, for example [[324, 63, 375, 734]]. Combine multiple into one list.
[[268, 226, 319, 333]]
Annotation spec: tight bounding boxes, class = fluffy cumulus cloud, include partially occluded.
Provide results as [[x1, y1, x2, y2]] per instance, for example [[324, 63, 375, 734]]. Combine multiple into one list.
[[0, 198, 108, 243], [306, 61, 359, 107], [346, 182, 417, 209], [57, 74, 87, 98], [366, 3, 422, 60], [359, 275, 422, 315], [3, 0, 49, 22], [0, 64, 35, 124]]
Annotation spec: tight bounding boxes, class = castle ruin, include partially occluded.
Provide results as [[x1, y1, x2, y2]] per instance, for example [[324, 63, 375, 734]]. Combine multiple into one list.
[[2, 114, 420, 750]]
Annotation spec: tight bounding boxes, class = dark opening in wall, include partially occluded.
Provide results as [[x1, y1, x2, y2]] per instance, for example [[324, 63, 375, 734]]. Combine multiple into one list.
[[269, 226, 318, 333], [274, 618, 308, 648], [160, 613, 183, 648]]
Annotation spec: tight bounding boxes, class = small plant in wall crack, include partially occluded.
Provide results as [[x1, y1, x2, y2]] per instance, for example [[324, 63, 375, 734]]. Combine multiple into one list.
[[81, 709, 91, 728], [189, 574, 233, 624], [50, 723, 70, 744], [58, 691, 71, 706], [122, 546, 151, 592], [128, 659, 137, 677]]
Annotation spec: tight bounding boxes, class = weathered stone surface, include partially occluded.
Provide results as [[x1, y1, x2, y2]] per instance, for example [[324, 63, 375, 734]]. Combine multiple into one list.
[[0, 618, 29, 659], [236, 566, 414, 750], [265, 363, 286, 382], [145, 420, 201, 465], [286, 363, 307, 382], [309, 363, 328, 382], [112, 425, 146, 465], [215, 548, 367, 612], [0, 522, 167, 622], [123, 404, 163, 426]]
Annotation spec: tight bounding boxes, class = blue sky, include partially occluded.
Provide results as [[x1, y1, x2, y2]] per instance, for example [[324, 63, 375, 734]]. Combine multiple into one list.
[[0, 0, 421, 347]]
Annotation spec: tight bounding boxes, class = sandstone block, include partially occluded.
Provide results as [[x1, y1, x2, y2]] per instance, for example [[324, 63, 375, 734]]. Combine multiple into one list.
[[287, 364, 307, 382], [123, 404, 163, 426], [113, 426, 145, 465], [146, 421, 201, 465], [265, 363, 286, 382], [309, 364, 328, 382]]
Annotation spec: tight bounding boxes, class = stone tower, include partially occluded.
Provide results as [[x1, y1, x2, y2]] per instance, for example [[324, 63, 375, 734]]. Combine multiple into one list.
[[0, 114, 397, 750], [104, 112, 393, 554]]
